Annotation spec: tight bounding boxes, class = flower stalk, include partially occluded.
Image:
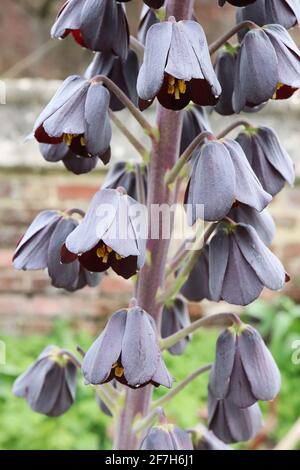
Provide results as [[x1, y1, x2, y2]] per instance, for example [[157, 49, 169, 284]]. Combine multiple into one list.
[[93, 75, 156, 139], [160, 313, 242, 352], [209, 21, 258, 55], [151, 364, 212, 409]]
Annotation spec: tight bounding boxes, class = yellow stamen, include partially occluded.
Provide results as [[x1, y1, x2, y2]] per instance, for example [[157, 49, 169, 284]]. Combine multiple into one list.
[[178, 79, 187, 94], [96, 244, 109, 263], [114, 366, 124, 378], [63, 133, 73, 146], [63, 133, 86, 147], [167, 76, 187, 100], [115, 253, 122, 261], [273, 82, 284, 99], [112, 362, 124, 378]]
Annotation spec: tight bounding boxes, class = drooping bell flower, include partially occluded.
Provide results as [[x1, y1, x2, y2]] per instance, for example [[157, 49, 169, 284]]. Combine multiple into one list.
[[13, 346, 77, 417], [180, 105, 211, 155], [208, 388, 263, 444], [51, 0, 129, 60], [61, 188, 147, 279], [40, 143, 98, 175], [32, 76, 112, 165], [219, 0, 257, 5], [141, 413, 193, 450], [85, 50, 139, 112], [180, 245, 211, 302], [235, 126, 295, 196], [82, 306, 172, 389], [13, 209, 102, 291], [233, 24, 300, 113], [209, 325, 281, 408], [13, 210, 63, 271], [138, 5, 159, 45], [161, 296, 191, 356], [185, 138, 272, 224], [214, 44, 240, 116], [47, 216, 103, 291], [237, 0, 300, 33], [228, 205, 275, 245], [209, 222, 287, 306], [189, 425, 231, 450], [137, 18, 221, 110], [102, 161, 147, 202]]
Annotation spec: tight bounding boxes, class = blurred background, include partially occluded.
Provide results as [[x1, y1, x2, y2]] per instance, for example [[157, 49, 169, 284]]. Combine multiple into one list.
[[0, 0, 300, 450]]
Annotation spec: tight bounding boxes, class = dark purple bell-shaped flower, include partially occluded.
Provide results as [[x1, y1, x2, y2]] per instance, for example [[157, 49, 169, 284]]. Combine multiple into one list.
[[185, 138, 272, 224], [141, 415, 193, 450], [33, 76, 112, 165], [228, 205, 275, 246], [85, 50, 139, 112], [82, 306, 172, 389], [51, 0, 129, 60], [61, 188, 147, 279], [102, 161, 147, 202], [209, 222, 287, 305], [189, 425, 231, 450], [137, 18, 221, 110], [180, 105, 211, 154], [13, 210, 102, 291], [13, 345, 77, 417], [237, 0, 300, 33], [48, 216, 103, 291], [235, 126, 295, 196], [233, 24, 300, 113], [180, 245, 211, 302], [209, 325, 281, 408], [219, 0, 257, 5], [40, 143, 98, 175], [138, 5, 159, 45], [161, 296, 191, 356], [208, 388, 263, 444], [13, 210, 62, 271], [214, 44, 240, 116]]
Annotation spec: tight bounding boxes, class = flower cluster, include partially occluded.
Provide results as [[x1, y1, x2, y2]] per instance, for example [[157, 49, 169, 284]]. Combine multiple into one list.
[[12, 0, 299, 452]]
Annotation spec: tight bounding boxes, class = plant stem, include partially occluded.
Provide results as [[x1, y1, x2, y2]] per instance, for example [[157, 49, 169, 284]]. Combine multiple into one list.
[[209, 21, 258, 55], [160, 313, 242, 351], [113, 0, 195, 450], [109, 109, 149, 159], [130, 35, 145, 61], [133, 407, 163, 435], [151, 364, 212, 409], [217, 119, 253, 139], [135, 163, 147, 206], [165, 131, 214, 185], [93, 75, 156, 139]]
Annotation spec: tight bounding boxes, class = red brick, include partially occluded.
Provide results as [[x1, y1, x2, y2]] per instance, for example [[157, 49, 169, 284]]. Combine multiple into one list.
[[57, 184, 99, 200]]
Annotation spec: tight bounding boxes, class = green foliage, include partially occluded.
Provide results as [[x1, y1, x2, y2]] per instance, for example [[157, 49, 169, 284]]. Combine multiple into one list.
[[0, 298, 299, 450]]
